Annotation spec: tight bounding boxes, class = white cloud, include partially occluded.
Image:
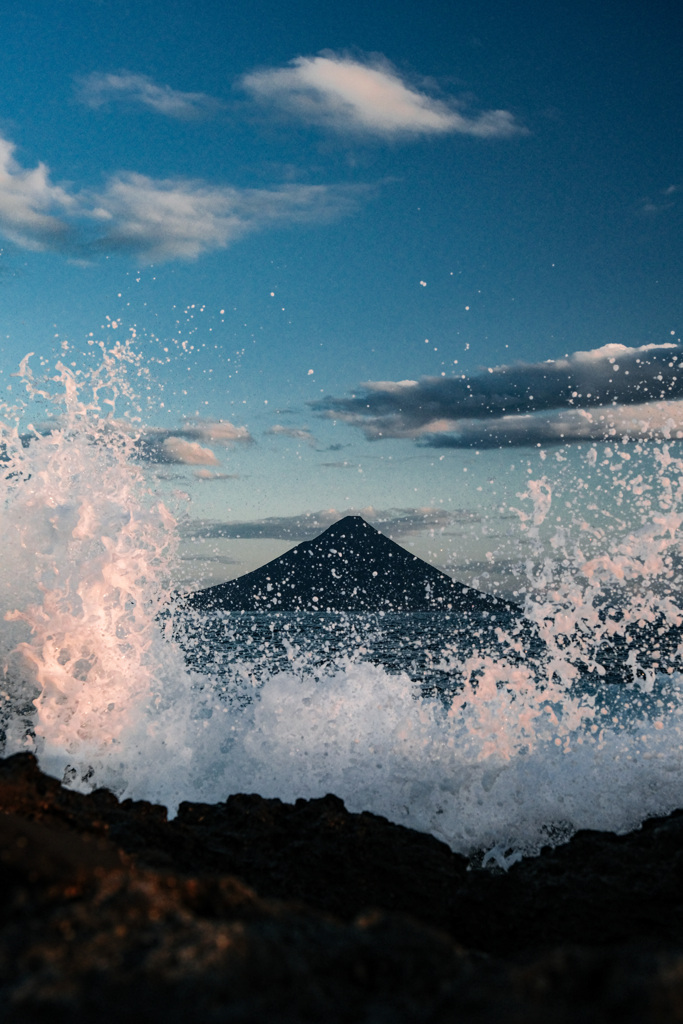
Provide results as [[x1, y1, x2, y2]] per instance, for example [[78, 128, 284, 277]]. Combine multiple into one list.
[[161, 437, 219, 465], [186, 420, 253, 444], [241, 53, 525, 139], [90, 173, 246, 259], [93, 173, 360, 261], [365, 379, 419, 393], [0, 132, 362, 262], [134, 420, 253, 464], [76, 71, 224, 120], [0, 137, 76, 250]]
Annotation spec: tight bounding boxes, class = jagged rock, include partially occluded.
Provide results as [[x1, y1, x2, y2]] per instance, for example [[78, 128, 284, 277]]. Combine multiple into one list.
[[2, 752, 683, 1021], [187, 514, 515, 614]]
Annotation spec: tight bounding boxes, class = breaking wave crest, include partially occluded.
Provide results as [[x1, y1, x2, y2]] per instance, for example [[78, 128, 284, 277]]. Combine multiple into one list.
[[3, 345, 683, 863]]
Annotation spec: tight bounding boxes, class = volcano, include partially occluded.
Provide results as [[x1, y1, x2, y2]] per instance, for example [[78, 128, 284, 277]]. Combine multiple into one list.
[[187, 515, 513, 615]]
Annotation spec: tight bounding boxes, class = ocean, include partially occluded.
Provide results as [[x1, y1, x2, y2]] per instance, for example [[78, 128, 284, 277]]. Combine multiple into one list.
[[2, 346, 683, 866]]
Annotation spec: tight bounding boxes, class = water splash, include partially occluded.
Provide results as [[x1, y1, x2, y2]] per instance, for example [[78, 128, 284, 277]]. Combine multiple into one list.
[[0, 345, 201, 802], [515, 442, 683, 692], [2, 347, 683, 861]]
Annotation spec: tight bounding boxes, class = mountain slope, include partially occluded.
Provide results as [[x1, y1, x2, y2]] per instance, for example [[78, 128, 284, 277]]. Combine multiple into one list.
[[187, 515, 512, 614]]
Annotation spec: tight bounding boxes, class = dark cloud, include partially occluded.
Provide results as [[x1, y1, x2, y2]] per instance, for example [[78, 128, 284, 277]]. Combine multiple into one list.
[[266, 424, 318, 446], [417, 402, 683, 449], [312, 343, 683, 448], [183, 506, 479, 543]]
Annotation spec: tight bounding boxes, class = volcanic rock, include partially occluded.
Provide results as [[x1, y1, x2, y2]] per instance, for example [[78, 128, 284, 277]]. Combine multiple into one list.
[[3, 752, 683, 1021], [187, 514, 513, 615]]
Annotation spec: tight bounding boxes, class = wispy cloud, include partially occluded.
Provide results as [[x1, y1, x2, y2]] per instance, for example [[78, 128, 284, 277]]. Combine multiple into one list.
[[314, 343, 683, 448], [184, 506, 477, 542], [266, 424, 318, 446], [193, 469, 239, 481], [240, 52, 525, 139], [0, 132, 364, 261], [641, 184, 679, 215], [89, 173, 363, 261], [178, 552, 238, 565], [75, 71, 225, 120]]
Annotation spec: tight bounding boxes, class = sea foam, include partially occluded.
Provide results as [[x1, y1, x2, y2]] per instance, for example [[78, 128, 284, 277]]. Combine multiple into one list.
[[2, 345, 683, 862]]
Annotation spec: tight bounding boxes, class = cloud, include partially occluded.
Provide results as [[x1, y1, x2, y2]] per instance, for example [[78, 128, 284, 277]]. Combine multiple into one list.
[[641, 184, 679, 215], [240, 52, 525, 139], [75, 71, 225, 119], [419, 401, 683, 449], [0, 137, 77, 250], [135, 420, 253, 464], [183, 506, 476, 542], [160, 437, 219, 465], [266, 424, 318, 446], [179, 553, 238, 565], [313, 343, 683, 447], [193, 469, 239, 481], [89, 173, 362, 261], [15, 414, 252, 467], [181, 419, 254, 444], [0, 132, 363, 262]]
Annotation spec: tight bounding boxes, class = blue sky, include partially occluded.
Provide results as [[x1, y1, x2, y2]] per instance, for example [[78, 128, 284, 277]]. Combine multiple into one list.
[[0, 0, 681, 595]]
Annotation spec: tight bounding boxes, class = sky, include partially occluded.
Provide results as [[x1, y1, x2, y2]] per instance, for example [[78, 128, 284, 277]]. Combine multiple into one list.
[[0, 0, 681, 597]]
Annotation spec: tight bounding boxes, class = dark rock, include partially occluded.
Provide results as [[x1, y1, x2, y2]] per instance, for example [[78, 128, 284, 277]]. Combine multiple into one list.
[[2, 751, 683, 1020], [186, 514, 515, 615]]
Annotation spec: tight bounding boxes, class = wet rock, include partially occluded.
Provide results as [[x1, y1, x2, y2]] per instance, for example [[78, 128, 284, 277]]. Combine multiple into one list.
[[2, 752, 683, 1021]]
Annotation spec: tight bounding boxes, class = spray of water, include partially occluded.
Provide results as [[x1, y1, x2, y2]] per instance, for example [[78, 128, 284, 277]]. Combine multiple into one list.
[[2, 345, 683, 861], [0, 345, 204, 803]]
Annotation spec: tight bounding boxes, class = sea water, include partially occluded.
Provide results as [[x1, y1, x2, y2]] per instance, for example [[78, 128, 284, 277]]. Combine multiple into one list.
[[2, 345, 683, 865]]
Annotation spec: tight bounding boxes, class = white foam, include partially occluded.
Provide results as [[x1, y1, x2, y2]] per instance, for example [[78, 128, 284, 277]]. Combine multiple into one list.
[[3, 348, 683, 860]]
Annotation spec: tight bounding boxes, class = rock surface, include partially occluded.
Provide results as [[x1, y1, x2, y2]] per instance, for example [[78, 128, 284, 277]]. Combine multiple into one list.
[[2, 752, 683, 1021], [187, 514, 515, 614]]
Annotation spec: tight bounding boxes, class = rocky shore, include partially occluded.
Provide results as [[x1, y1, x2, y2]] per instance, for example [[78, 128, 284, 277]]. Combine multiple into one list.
[[2, 751, 683, 1022]]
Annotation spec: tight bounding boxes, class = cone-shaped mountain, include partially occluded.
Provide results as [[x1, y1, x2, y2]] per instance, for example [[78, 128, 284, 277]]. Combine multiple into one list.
[[188, 515, 514, 615]]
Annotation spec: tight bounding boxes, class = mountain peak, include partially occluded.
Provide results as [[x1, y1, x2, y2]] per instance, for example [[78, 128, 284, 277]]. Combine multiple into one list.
[[324, 514, 373, 533], [188, 516, 512, 616]]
